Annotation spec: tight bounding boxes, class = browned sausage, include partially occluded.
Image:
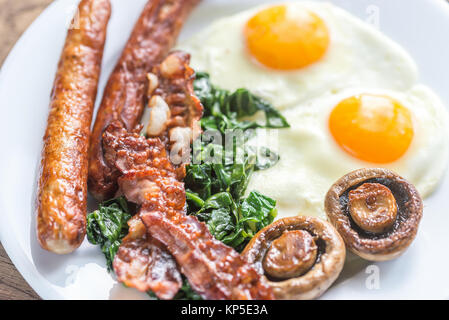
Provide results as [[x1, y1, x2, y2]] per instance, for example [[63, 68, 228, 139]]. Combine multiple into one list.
[[88, 0, 201, 201], [36, 0, 111, 254]]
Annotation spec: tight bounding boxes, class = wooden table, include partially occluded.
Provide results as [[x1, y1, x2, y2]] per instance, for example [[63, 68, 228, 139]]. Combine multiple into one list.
[[0, 245, 40, 299], [0, 0, 53, 300]]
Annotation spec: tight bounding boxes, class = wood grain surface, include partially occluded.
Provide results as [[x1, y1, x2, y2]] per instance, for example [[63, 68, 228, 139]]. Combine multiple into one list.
[[0, 0, 53, 300], [0, 244, 40, 300]]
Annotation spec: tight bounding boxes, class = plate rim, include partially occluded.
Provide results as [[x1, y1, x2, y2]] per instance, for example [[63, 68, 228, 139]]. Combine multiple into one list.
[[0, 0, 66, 300], [1, 0, 449, 300]]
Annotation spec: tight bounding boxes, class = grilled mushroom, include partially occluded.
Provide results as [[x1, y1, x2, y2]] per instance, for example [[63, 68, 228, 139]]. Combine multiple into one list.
[[325, 168, 423, 261], [242, 216, 345, 300]]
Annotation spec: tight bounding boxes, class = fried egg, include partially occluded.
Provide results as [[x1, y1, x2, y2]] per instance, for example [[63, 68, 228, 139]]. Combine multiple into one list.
[[247, 86, 449, 218], [179, 1, 418, 109], [179, 1, 449, 219]]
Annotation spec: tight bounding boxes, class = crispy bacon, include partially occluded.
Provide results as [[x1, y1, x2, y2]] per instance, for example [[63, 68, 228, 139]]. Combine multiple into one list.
[[105, 123, 274, 300], [146, 51, 203, 142], [88, 0, 201, 201], [140, 206, 275, 300], [105, 121, 183, 299], [102, 121, 184, 182], [104, 54, 195, 297], [107, 51, 273, 299], [102, 52, 202, 191], [113, 216, 182, 300]]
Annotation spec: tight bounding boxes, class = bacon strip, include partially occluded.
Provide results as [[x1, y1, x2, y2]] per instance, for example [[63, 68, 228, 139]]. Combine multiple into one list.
[[107, 51, 272, 299], [88, 0, 201, 201], [107, 123, 274, 299], [101, 52, 202, 190], [145, 51, 203, 146], [103, 121, 182, 299], [104, 125, 273, 299], [113, 216, 182, 300], [115, 131, 273, 299], [140, 207, 275, 300]]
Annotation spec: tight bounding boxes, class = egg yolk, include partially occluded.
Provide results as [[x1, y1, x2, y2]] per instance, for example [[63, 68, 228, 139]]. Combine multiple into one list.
[[329, 94, 414, 164], [244, 5, 330, 70]]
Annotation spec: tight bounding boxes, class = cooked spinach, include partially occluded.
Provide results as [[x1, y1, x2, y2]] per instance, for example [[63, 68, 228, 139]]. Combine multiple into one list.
[[239, 191, 277, 236], [87, 73, 288, 299], [185, 72, 285, 251], [186, 144, 257, 201], [86, 197, 132, 271], [187, 72, 289, 204], [174, 278, 203, 300], [146, 277, 202, 300], [194, 72, 290, 131], [87, 198, 200, 300], [188, 191, 277, 250]]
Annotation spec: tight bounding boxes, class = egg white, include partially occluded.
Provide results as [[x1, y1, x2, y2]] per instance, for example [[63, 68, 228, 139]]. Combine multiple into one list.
[[246, 86, 449, 219], [178, 1, 449, 219], [178, 1, 418, 109]]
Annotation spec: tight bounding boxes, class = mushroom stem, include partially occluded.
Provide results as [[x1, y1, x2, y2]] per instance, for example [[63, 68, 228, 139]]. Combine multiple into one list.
[[263, 230, 318, 279], [348, 183, 397, 234]]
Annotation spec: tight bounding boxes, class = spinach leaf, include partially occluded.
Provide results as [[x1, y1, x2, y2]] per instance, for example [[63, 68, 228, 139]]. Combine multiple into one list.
[[86, 197, 132, 271], [194, 72, 290, 131], [197, 192, 237, 242], [89, 73, 286, 299], [239, 191, 277, 236], [186, 72, 283, 251], [147, 277, 202, 301], [189, 72, 286, 207], [173, 278, 203, 300], [186, 144, 258, 204], [189, 191, 277, 251]]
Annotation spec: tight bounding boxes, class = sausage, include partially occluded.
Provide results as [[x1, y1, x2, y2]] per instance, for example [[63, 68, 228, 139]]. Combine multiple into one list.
[[36, 0, 111, 254], [88, 0, 201, 201]]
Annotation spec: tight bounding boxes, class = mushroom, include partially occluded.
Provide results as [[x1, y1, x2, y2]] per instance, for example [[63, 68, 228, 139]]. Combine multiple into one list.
[[242, 216, 346, 300], [324, 168, 423, 261]]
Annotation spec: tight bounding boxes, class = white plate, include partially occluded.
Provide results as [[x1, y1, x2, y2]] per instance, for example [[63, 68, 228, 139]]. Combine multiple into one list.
[[1, 0, 449, 300]]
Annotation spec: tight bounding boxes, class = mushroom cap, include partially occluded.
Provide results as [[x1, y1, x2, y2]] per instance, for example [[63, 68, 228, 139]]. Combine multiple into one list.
[[242, 216, 346, 300], [325, 168, 423, 261]]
